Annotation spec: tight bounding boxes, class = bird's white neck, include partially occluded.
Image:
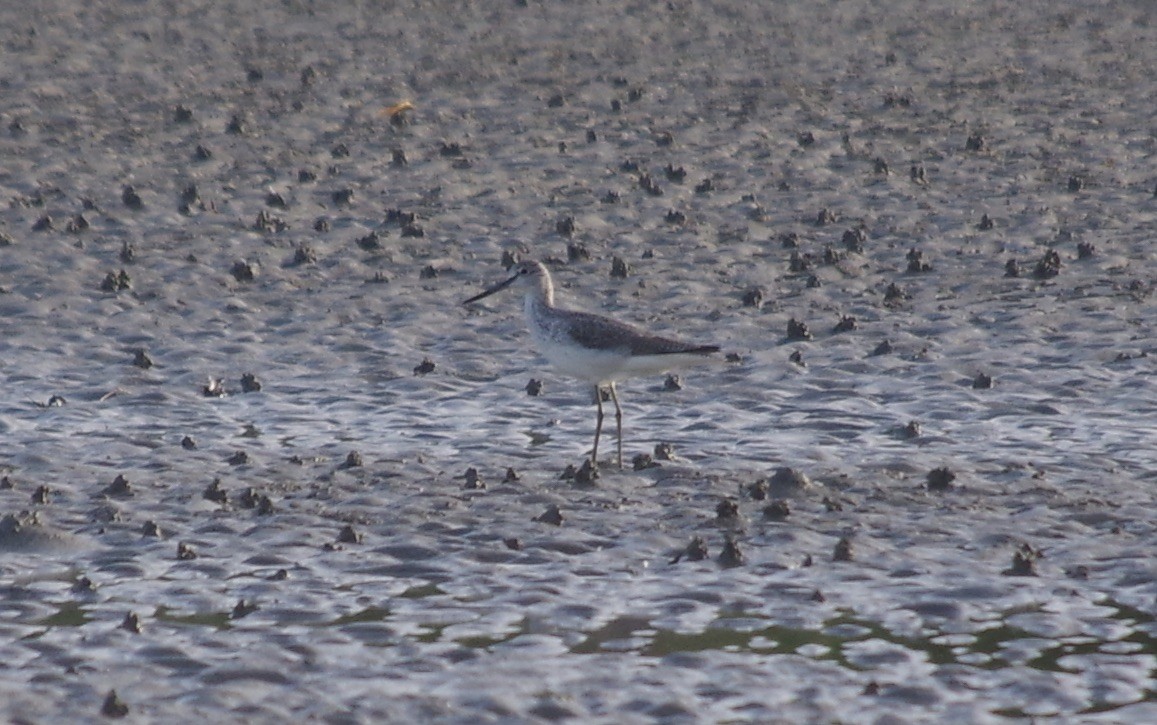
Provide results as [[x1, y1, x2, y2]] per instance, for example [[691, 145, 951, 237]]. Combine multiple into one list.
[[527, 271, 554, 307], [523, 271, 555, 332]]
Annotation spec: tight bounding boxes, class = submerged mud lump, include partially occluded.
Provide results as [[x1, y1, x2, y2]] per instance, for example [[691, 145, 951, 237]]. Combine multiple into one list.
[[555, 215, 576, 236], [883, 282, 909, 306], [574, 459, 599, 485], [566, 242, 591, 262], [463, 468, 485, 490], [231, 259, 258, 281], [670, 536, 709, 564], [768, 467, 812, 495], [786, 318, 812, 341], [1003, 543, 1043, 576], [715, 498, 740, 522], [534, 505, 564, 526], [833, 537, 854, 562], [101, 690, 129, 718], [843, 227, 867, 253], [1033, 249, 1062, 279], [121, 612, 142, 633], [718, 538, 744, 568], [906, 248, 932, 273], [653, 442, 675, 461], [742, 287, 764, 309], [927, 467, 957, 491], [631, 453, 657, 470], [101, 474, 133, 498], [972, 372, 994, 389], [870, 340, 894, 356], [65, 214, 89, 233], [231, 599, 259, 619], [202, 479, 227, 504], [638, 173, 663, 196], [342, 451, 363, 468], [121, 185, 143, 210], [763, 500, 791, 521], [100, 269, 131, 292]]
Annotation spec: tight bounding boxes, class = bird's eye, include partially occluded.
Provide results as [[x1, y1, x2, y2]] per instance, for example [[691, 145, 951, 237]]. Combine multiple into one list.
[[519, 266, 529, 275]]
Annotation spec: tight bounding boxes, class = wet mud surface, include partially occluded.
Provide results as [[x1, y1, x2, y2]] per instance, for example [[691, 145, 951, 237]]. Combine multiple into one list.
[[1, 0, 1155, 721]]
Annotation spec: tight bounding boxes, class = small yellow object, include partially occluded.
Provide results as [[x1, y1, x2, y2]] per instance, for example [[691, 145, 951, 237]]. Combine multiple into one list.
[[382, 100, 415, 118]]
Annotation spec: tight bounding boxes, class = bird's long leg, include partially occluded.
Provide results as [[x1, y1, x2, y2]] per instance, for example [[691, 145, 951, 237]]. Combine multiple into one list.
[[609, 382, 623, 469], [591, 384, 604, 465]]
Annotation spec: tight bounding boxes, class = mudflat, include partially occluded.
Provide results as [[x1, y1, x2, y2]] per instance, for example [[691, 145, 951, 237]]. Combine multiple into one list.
[[1, 1, 1154, 721]]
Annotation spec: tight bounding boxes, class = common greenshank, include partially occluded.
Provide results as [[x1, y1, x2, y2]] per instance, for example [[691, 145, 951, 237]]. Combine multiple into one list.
[[463, 260, 720, 468]]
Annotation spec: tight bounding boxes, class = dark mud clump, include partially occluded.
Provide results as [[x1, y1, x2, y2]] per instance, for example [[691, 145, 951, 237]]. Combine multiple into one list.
[[573, 460, 599, 485], [534, 505, 565, 526], [202, 479, 228, 504], [1002, 543, 1043, 576], [101, 474, 133, 498], [463, 467, 485, 490], [786, 319, 812, 341], [342, 451, 363, 469], [767, 467, 812, 496], [926, 467, 957, 492], [718, 538, 744, 568], [631, 453, 657, 470], [671, 536, 709, 564], [832, 537, 854, 562], [763, 500, 791, 521], [1033, 249, 1062, 279], [715, 498, 740, 522], [101, 690, 129, 718], [121, 612, 142, 633], [906, 247, 932, 273]]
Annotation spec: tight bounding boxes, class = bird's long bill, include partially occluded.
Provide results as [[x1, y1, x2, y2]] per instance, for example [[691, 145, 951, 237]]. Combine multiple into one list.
[[462, 271, 519, 305]]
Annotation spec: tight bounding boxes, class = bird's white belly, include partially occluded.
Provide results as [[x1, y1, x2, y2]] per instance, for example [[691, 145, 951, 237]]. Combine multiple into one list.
[[536, 340, 627, 384], [524, 294, 714, 385], [533, 336, 707, 385]]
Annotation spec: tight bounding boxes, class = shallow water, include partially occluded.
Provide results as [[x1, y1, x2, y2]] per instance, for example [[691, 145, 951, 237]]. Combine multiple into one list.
[[2, 0, 1156, 721]]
